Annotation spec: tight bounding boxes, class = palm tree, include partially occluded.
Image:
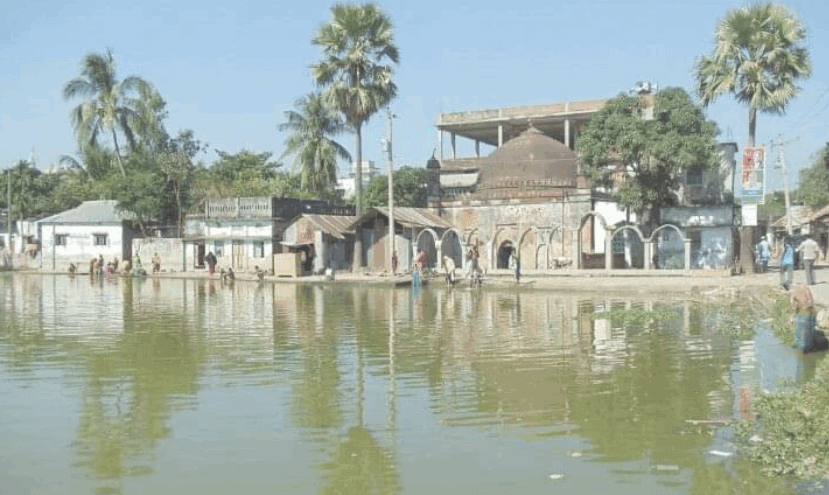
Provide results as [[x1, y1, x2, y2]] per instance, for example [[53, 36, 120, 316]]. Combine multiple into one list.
[[694, 2, 812, 147], [279, 93, 351, 192], [694, 2, 811, 274], [311, 2, 400, 215], [63, 48, 151, 176]]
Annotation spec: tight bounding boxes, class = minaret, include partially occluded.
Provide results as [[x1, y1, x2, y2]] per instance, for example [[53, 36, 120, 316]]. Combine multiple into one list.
[[426, 153, 441, 210]]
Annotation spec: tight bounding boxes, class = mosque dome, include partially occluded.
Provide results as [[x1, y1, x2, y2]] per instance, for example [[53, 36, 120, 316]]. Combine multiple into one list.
[[476, 126, 579, 194]]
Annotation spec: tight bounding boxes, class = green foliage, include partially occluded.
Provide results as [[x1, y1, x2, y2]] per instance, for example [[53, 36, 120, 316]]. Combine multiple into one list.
[[694, 2, 812, 145], [576, 87, 720, 223], [363, 166, 427, 209], [759, 191, 787, 222], [795, 144, 829, 208], [311, 2, 400, 214], [586, 307, 678, 328], [279, 93, 350, 192], [737, 357, 829, 480]]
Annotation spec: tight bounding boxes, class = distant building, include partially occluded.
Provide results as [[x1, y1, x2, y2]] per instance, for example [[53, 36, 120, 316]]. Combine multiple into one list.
[[337, 160, 378, 199]]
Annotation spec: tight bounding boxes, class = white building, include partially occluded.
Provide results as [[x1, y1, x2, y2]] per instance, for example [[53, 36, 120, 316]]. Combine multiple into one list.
[[337, 160, 378, 199]]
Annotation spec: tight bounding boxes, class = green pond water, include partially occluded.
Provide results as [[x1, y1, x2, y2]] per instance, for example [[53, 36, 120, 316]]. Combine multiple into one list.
[[0, 274, 822, 494]]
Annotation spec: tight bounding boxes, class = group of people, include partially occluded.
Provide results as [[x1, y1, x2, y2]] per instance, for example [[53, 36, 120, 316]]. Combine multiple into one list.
[[757, 235, 823, 290], [79, 253, 157, 277]]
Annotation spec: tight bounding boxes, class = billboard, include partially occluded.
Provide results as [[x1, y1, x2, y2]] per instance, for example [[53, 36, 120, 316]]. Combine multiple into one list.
[[741, 147, 766, 204]]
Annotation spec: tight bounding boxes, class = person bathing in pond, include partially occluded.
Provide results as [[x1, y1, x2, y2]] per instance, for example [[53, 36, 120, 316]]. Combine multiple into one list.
[[152, 253, 161, 275], [442, 255, 456, 285], [254, 265, 265, 281], [205, 251, 217, 276]]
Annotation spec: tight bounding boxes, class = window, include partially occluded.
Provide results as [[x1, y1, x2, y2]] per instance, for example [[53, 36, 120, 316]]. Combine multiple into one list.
[[54, 234, 67, 246], [253, 241, 264, 258], [686, 168, 703, 186], [93, 234, 107, 246], [214, 241, 224, 257]]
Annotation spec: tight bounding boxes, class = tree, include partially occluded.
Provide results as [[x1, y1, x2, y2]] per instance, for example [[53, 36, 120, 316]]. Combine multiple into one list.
[[795, 144, 829, 208], [364, 166, 427, 209], [694, 2, 812, 147], [63, 48, 153, 176], [311, 2, 400, 216], [279, 93, 351, 192], [577, 87, 720, 229], [694, 2, 812, 272]]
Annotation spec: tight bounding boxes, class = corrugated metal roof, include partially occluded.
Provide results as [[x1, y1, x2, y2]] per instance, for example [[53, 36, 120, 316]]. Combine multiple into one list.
[[37, 200, 134, 224], [373, 207, 452, 229], [303, 214, 357, 239], [807, 204, 829, 223], [772, 206, 814, 228]]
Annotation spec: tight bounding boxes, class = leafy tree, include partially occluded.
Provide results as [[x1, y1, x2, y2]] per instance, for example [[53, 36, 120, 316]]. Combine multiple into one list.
[[363, 166, 427, 209], [795, 144, 829, 208], [63, 48, 153, 176], [279, 93, 351, 192], [577, 87, 720, 228], [311, 2, 400, 216], [206, 150, 280, 196]]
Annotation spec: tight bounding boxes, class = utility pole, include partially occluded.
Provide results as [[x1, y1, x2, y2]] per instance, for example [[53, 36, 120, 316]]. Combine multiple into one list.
[[6, 163, 11, 252], [385, 107, 396, 274], [773, 137, 794, 236]]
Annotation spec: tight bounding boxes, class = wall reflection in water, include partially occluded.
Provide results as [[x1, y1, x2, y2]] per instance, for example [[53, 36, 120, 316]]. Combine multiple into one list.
[[0, 275, 804, 494]]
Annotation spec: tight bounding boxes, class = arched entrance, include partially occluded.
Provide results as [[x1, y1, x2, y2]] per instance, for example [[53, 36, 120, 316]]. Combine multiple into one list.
[[609, 226, 645, 269], [440, 229, 464, 268], [415, 229, 438, 270], [496, 240, 515, 269], [650, 224, 685, 269]]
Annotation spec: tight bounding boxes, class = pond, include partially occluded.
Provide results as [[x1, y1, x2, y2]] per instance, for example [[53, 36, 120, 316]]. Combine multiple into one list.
[[0, 274, 821, 494]]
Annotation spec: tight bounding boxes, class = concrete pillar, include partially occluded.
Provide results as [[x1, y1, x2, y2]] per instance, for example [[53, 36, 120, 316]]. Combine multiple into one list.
[[475, 140, 480, 158], [605, 229, 613, 271], [572, 229, 580, 269], [644, 240, 653, 270], [565, 118, 571, 149], [498, 125, 504, 147], [684, 238, 692, 274], [450, 132, 456, 159], [438, 130, 443, 160]]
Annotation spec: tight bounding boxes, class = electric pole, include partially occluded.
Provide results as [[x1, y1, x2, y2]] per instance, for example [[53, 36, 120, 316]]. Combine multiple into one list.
[[773, 136, 795, 236], [385, 107, 396, 274]]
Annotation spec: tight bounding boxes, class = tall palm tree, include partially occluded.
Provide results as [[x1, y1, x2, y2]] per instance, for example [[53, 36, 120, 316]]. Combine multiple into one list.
[[694, 2, 811, 274], [279, 93, 351, 192], [694, 2, 811, 147], [63, 48, 150, 176], [311, 2, 400, 215]]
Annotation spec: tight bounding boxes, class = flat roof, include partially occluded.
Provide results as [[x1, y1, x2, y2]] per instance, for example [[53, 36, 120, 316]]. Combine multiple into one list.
[[437, 98, 607, 146]]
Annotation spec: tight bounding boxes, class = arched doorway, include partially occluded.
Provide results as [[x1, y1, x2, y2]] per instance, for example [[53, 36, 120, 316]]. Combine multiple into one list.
[[415, 230, 438, 270], [440, 229, 463, 268], [496, 241, 515, 269], [609, 226, 645, 269]]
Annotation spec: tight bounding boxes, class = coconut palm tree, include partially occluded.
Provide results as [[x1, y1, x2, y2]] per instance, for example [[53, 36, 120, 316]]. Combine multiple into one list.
[[694, 2, 812, 147], [279, 93, 351, 192], [63, 48, 151, 176], [311, 2, 399, 215]]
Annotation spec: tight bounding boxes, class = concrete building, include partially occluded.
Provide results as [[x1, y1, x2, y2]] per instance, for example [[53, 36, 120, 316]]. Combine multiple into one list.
[[37, 200, 140, 272], [337, 160, 379, 199]]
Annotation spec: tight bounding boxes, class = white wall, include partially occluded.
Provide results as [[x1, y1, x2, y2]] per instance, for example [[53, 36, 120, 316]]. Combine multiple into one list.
[[592, 201, 634, 253], [39, 224, 124, 272]]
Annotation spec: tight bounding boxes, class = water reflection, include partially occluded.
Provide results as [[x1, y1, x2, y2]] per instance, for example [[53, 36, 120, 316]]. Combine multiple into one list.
[[0, 274, 814, 493]]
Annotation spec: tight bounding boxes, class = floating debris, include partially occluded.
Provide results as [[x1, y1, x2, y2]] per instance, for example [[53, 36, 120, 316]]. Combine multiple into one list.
[[709, 450, 733, 457], [549, 474, 565, 480], [655, 464, 679, 472], [571, 452, 582, 458]]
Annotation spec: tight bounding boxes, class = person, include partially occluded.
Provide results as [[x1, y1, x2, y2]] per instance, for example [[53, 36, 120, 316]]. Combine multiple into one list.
[[467, 244, 479, 280], [509, 250, 521, 282], [112, 256, 119, 273], [790, 284, 816, 352], [779, 241, 795, 290], [205, 251, 217, 276], [391, 251, 398, 275], [122, 257, 132, 276], [442, 255, 456, 285], [756, 236, 771, 273], [68, 263, 76, 275], [223, 267, 235, 282], [97, 254, 105, 277], [254, 265, 266, 281], [796, 236, 822, 286], [89, 257, 97, 276], [105, 262, 115, 275], [133, 255, 144, 276], [413, 249, 428, 287], [152, 253, 161, 275]]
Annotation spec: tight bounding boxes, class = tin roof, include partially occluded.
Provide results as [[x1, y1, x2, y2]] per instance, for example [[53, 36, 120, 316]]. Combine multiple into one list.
[[349, 207, 452, 231], [37, 200, 134, 224], [302, 214, 358, 239]]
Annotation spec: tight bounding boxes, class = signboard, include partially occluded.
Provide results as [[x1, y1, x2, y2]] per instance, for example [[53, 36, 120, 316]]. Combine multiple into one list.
[[742, 203, 758, 227], [741, 147, 766, 204]]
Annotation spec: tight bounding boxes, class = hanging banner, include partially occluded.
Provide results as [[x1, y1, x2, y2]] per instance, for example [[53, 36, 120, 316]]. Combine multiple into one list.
[[741, 147, 766, 204], [742, 203, 758, 227]]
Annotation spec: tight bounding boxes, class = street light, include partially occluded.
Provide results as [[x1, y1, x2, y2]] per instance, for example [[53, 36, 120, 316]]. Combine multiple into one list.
[[385, 108, 397, 274]]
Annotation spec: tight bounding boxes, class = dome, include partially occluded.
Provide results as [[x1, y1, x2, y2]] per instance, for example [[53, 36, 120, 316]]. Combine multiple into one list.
[[477, 126, 579, 190]]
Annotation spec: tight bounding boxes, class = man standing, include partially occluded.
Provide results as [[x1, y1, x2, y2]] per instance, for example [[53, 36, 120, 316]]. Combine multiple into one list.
[[756, 236, 771, 273], [796, 236, 823, 286]]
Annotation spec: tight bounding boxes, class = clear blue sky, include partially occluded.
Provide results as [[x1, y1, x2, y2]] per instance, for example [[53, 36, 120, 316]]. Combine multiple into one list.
[[2, 0, 827, 194]]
